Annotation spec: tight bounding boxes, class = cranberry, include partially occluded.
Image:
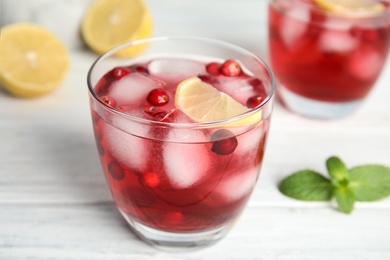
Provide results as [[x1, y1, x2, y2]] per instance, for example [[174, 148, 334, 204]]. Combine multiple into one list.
[[94, 77, 108, 95], [206, 62, 221, 75], [100, 96, 116, 108], [107, 160, 125, 180], [210, 129, 238, 155], [112, 67, 131, 79], [147, 88, 169, 106], [198, 75, 218, 85], [246, 95, 265, 108], [221, 60, 242, 77], [134, 65, 149, 74], [161, 211, 183, 225], [140, 171, 160, 188], [143, 104, 157, 115]]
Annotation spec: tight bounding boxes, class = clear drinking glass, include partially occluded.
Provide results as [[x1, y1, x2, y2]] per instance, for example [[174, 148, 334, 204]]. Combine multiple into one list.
[[268, 0, 390, 119], [87, 36, 275, 250]]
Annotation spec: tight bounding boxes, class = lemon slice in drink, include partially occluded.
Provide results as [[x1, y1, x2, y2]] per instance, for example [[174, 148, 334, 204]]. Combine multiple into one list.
[[313, 0, 385, 17], [81, 0, 153, 57], [175, 77, 262, 127], [0, 23, 70, 98]]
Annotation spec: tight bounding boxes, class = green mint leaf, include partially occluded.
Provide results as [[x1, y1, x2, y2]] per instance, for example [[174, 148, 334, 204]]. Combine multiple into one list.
[[334, 186, 355, 214], [326, 156, 349, 182], [279, 170, 333, 201], [349, 165, 390, 201]]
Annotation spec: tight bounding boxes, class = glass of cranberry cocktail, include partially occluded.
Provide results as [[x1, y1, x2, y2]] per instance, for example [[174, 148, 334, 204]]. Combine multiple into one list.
[[87, 36, 275, 250], [269, 0, 390, 118]]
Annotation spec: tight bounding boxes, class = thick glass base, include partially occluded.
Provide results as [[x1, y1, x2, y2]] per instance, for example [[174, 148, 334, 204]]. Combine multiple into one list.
[[119, 209, 235, 252], [278, 85, 363, 119]]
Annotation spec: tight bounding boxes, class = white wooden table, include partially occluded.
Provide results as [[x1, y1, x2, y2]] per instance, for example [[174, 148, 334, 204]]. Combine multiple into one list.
[[1, 0, 390, 259]]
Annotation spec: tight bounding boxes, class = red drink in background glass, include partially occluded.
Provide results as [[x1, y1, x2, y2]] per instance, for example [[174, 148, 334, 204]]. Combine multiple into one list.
[[268, 0, 390, 118], [87, 37, 275, 249]]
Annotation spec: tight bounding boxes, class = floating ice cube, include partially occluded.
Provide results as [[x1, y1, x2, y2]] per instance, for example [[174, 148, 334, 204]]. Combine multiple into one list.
[[347, 47, 384, 81], [163, 130, 210, 189], [234, 124, 265, 155], [112, 107, 152, 138], [280, 8, 309, 47], [215, 77, 257, 105], [214, 168, 258, 203], [108, 73, 160, 106], [104, 122, 148, 172], [319, 31, 358, 53], [148, 58, 206, 85]]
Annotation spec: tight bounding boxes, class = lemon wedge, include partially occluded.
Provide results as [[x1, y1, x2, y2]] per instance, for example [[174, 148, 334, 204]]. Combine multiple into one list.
[[81, 0, 153, 57], [0, 23, 70, 98], [175, 77, 262, 127], [313, 0, 385, 17]]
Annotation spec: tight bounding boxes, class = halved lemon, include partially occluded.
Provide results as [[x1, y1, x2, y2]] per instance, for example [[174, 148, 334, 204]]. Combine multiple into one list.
[[313, 0, 385, 17], [81, 0, 153, 57], [175, 77, 262, 127], [0, 23, 70, 98]]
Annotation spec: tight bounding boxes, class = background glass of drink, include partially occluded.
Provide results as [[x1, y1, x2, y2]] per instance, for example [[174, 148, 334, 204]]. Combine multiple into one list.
[[87, 37, 275, 250], [268, 0, 390, 119]]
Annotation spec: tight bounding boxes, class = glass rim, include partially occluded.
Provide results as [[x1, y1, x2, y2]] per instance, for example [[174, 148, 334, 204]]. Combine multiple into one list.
[[87, 36, 276, 129], [270, 0, 390, 20]]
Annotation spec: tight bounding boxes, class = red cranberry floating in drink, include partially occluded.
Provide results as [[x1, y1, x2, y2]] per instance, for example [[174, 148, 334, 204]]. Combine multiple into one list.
[[147, 88, 169, 106], [112, 67, 131, 79], [247, 95, 265, 108], [140, 171, 160, 188], [206, 62, 221, 75], [198, 74, 218, 85], [220, 59, 242, 77], [108, 160, 125, 180], [134, 65, 149, 74], [211, 129, 238, 155], [100, 95, 116, 108]]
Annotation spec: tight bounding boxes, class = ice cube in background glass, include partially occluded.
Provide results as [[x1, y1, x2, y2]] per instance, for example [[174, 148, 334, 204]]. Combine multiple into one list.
[[319, 31, 358, 53], [148, 58, 206, 86], [280, 7, 309, 47], [347, 47, 384, 81], [163, 130, 210, 189], [104, 122, 148, 172], [108, 73, 160, 106]]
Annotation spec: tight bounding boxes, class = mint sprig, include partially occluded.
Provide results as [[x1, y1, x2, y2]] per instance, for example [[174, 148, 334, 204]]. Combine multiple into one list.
[[279, 156, 390, 214]]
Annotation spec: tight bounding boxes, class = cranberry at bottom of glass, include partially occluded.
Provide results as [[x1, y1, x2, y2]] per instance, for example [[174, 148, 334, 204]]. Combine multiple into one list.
[[87, 36, 275, 251]]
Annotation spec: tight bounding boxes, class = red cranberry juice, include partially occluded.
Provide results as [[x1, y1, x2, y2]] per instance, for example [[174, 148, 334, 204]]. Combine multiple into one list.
[[269, 0, 390, 102], [91, 57, 270, 232]]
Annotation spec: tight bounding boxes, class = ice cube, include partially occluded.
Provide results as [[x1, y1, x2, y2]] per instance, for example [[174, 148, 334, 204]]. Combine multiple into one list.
[[347, 47, 384, 81], [319, 31, 358, 53], [163, 130, 210, 189], [234, 124, 265, 155], [148, 58, 206, 86], [214, 168, 258, 203], [107, 73, 160, 106], [215, 77, 258, 105], [104, 122, 148, 172], [280, 8, 309, 47], [112, 107, 152, 138]]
